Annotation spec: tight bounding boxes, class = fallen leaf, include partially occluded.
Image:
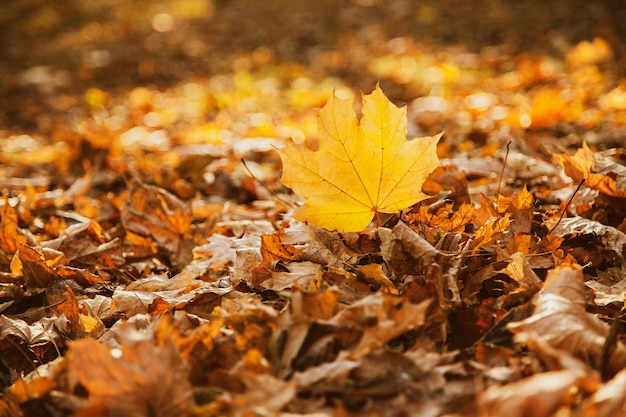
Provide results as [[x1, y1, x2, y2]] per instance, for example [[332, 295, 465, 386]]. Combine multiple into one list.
[[47, 281, 105, 338], [64, 335, 194, 417], [281, 222, 349, 268], [0, 316, 62, 378], [508, 264, 626, 377], [382, 221, 438, 279], [280, 85, 441, 232], [0, 198, 28, 256], [269, 289, 341, 378], [554, 141, 626, 198], [40, 219, 124, 269], [548, 216, 626, 269], [250, 230, 303, 287], [499, 252, 542, 307], [329, 292, 431, 359], [356, 263, 394, 288], [259, 261, 323, 291], [583, 367, 626, 416], [296, 350, 442, 406], [121, 181, 198, 267], [10, 243, 57, 288], [192, 233, 237, 271], [585, 278, 626, 306], [229, 374, 296, 415], [505, 185, 534, 234], [478, 370, 594, 417]]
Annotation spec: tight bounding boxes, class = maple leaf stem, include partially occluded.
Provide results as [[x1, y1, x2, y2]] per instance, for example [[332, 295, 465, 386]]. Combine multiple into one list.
[[374, 208, 382, 227], [496, 140, 512, 215], [241, 158, 295, 208], [547, 178, 585, 235]]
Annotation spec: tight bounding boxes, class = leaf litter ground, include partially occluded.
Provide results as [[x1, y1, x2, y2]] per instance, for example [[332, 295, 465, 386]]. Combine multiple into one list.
[[1, 1, 626, 416]]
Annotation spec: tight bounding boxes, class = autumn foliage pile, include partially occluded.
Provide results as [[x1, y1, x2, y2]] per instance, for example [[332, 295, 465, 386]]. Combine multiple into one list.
[[2, 30, 626, 417]]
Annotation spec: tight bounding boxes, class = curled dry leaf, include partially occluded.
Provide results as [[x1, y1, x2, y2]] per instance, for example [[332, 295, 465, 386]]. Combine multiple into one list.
[[332, 294, 431, 359], [296, 350, 444, 410], [47, 281, 105, 339], [508, 264, 626, 377], [382, 221, 438, 279], [382, 221, 461, 306], [249, 230, 304, 287], [192, 233, 237, 272], [259, 261, 323, 291], [0, 316, 63, 378], [281, 222, 349, 268], [464, 252, 541, 307], [583, 367, 626, 416], [230, 374, 296, 416], [40, 219, 123, 268], [585, 278, 626, 307], [269, 289, 341, 378], [547, 216, 626, 273], [111, 267, 231, 318], [478, 370, 595, 417]]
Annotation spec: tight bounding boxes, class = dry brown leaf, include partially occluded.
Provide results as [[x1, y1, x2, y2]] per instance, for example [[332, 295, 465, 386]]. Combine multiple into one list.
[[281, 222, 349, 268], [269, 289, 341, 378], [230, 374, 296, 415], [547, 216, 626, 270], [498, 252, 542, 307], [296, 350, 442, 404], [382, 221, 438, 279], [0, 316, 62, 378], [250, 230, 304, 287], [10, 242, 62, 288], [408, 201, 476, 235], [47, 281, 105, 338], [478, 370, 594, 417], [585, 278, 626, 306], [329, 292, 431, 359], [121, 181, 198, 267], [506, 185, 534, 234], [421, 165, 472, 206], [508, 264, 626, 377], [582, 367, 626, 417], [192, 233, 237, 271], [64, 336, 194, 417], [260, 261, 323, 291], [232, 233, 263, 285]]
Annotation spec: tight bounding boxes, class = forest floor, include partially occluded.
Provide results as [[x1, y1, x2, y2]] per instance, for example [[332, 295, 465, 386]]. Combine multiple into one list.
[[1, 1, 626, 416]]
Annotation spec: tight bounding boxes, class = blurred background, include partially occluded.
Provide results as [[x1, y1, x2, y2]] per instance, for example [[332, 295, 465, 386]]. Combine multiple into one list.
[[1, 0, 625, 134]]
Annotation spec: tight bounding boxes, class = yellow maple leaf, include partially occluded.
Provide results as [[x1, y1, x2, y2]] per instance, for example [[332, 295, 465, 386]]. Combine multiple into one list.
[[280, 85, 442, 232]]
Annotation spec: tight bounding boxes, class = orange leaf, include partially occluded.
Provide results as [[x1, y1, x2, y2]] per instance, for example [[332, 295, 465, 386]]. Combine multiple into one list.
[[65, 336, 194, 416], [121, 181, 198, 266], [0, 198, 27, 255], [554, 141, 626, 198]]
